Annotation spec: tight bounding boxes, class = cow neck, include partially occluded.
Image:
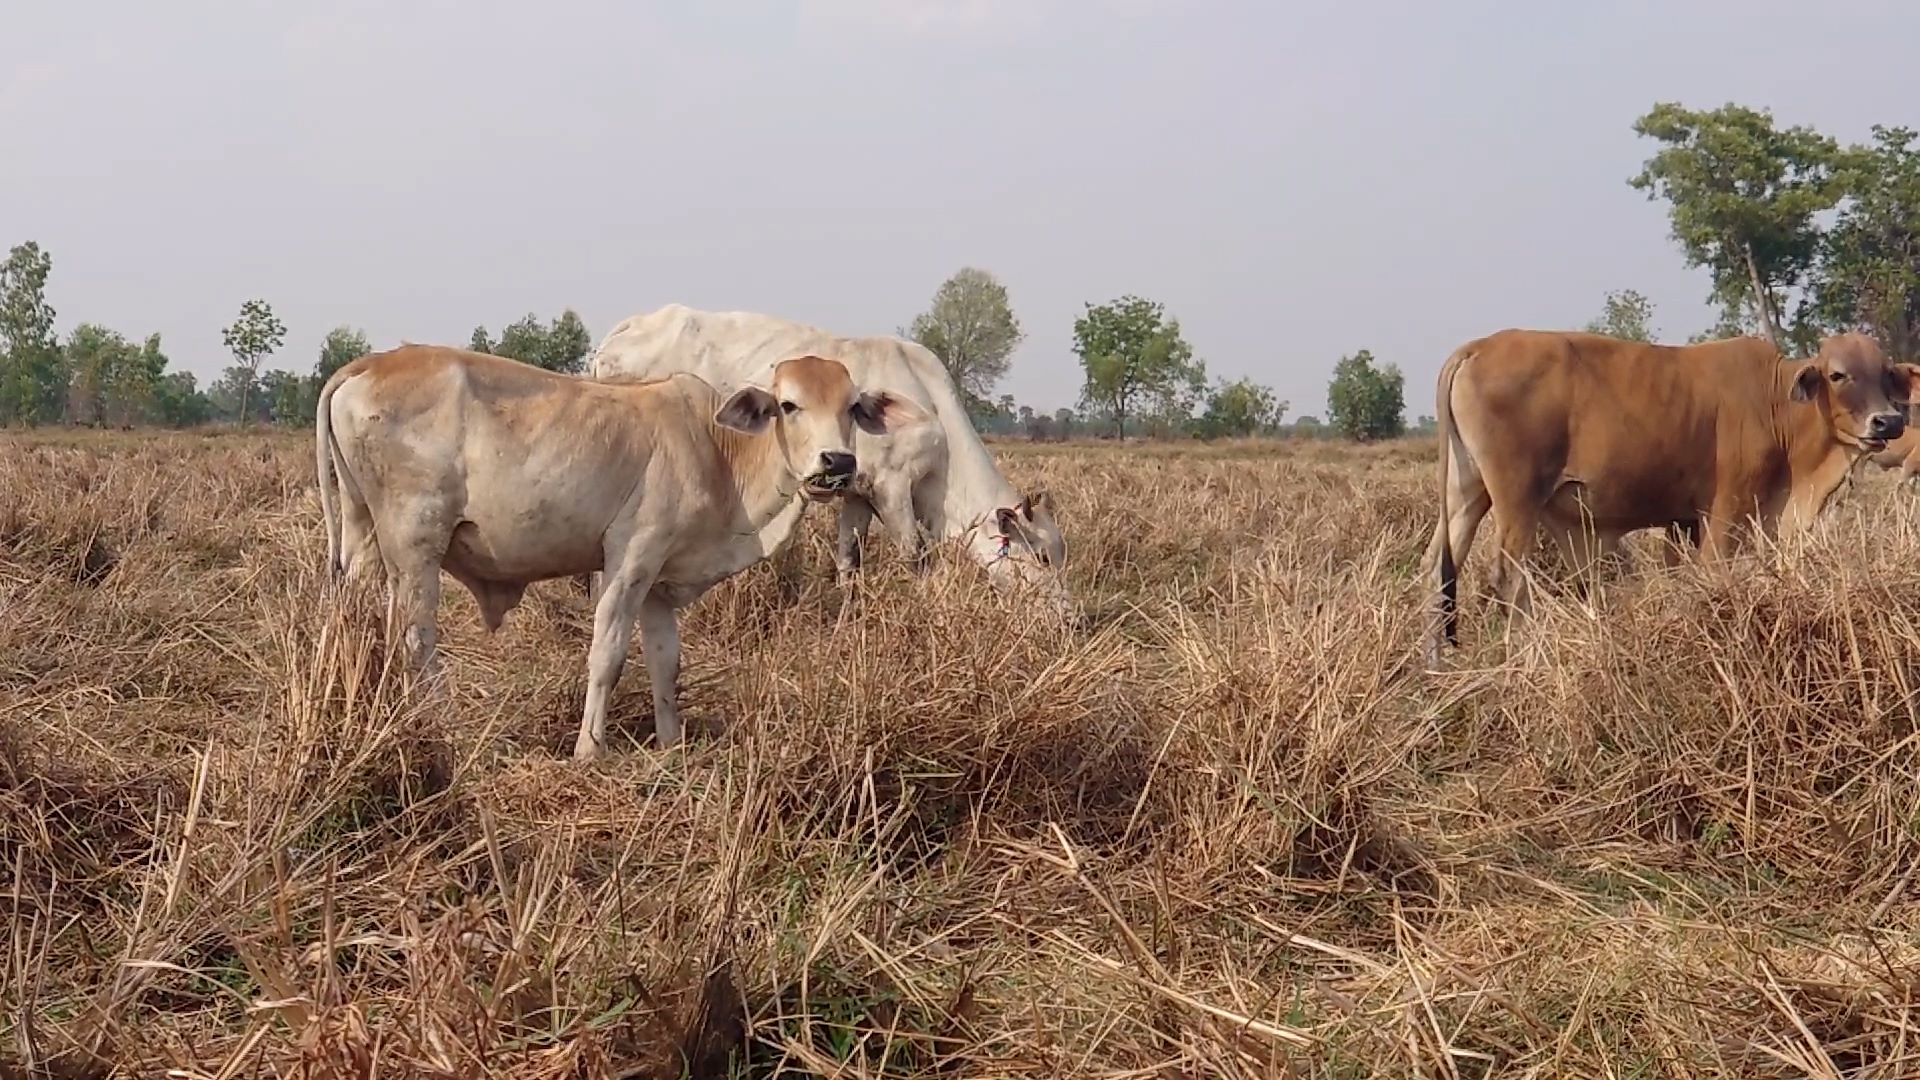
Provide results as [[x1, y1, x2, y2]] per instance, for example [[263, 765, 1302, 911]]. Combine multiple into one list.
[[929, 411, 1024, 540], [708, 420, 807, 540], [1773, 361, 1859, 531]]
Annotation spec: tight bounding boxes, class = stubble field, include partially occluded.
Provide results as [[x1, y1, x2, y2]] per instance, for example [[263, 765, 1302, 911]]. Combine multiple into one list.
[[8, 428, 1920, 1078]]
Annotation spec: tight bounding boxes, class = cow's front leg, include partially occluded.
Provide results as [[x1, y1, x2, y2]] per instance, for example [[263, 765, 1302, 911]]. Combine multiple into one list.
[[873, 482, 928, 574], [637, 594, 684, 747], [835, 497, 874, 580], [574, 563, 655, 761]]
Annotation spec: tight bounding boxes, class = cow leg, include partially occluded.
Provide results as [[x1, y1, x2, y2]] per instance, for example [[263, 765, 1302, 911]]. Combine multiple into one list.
[[1423, 444, 1492, 662], [835, 497, 875, 579], [1545, 518, 1618, 597], [874, 482, 928, 574], [1660, 520, 1701, 568], [1488, 506, 1542, 623], [338, 499, 381, 584], [387, 555, 444, 677], [574, 534, 665, 760], [637, 594, 684, 747]]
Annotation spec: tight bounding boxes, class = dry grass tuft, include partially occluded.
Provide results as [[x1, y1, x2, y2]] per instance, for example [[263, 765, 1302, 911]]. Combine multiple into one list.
[[7, 428, 1920, 1076]]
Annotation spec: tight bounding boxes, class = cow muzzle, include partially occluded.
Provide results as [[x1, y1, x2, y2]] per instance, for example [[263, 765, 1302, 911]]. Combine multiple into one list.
[[1865, 411, 1906, 449], [802, 450, 856, 500]]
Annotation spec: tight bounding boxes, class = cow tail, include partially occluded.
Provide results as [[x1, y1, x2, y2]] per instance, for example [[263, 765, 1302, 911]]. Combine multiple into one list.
[[315, 370, 350, 581], [1430, 345, 1469, 650]]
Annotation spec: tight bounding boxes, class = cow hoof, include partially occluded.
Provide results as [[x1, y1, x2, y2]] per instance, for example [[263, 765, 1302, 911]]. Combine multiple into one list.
[[572, 736, 602, 762]]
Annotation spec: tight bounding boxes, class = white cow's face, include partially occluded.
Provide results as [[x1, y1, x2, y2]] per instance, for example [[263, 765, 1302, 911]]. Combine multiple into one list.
[[714, 354, 923, 501], [981, 490, 1073, 619]]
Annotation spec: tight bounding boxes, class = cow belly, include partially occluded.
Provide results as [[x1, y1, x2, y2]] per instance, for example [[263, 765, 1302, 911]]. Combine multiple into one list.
[[445, 519, 604, 582], [1545, 473, 1701, 533]]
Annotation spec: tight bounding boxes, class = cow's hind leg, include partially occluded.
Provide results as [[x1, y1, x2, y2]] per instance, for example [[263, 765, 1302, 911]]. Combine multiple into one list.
[[1487, 494, 1543, 626], [638, 594, 684, 747], [386, 553, 444, 679], [336, 493, 382, 585], [1424, 437, 1491, 659]]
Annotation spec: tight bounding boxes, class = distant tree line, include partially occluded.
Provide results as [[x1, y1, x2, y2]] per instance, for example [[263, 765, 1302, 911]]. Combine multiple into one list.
[[5, 101, 1912, 438], [0, 244, 593, 430]]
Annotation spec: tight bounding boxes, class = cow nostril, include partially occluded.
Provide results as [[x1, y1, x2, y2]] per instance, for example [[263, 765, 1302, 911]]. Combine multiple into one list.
[[818, 451, 855, 476], [1873, 413, 1905, 438]]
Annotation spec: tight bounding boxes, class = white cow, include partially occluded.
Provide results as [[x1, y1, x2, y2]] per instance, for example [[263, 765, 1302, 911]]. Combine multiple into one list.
[[589, 304, 1071, 615], [315, 344, 922, 758]]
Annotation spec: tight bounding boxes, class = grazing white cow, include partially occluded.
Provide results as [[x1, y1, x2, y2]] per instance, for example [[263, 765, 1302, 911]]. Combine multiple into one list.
[[315, 344, 920, 758], [589, 304, 1071, 616]]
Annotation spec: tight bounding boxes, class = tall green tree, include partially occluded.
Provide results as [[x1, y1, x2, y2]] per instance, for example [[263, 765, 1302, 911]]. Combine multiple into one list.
[[1326, 349, 1406, 442], [263, 369, 314, 427], [492, 309, 591, 373], [546, 309, 591, 373], [469, 326, 495, 354], [1629, 102, 1844, 354], [1812, 125, 1920, 359], [316, 326, 372, 383], [903, 267, 1025, 407], [1072, 295, 1201, 439], [64, 323, 120, 426], [64, 324, 165, 426], [0, 241, 63, 425], [1584, 288, 1658, 342], [109, 333, 170, 426], [220, 298, 287, 425]]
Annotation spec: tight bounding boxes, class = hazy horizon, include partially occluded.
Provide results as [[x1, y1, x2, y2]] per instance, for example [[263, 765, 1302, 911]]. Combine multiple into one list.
[[6, 1, 1915, 417]]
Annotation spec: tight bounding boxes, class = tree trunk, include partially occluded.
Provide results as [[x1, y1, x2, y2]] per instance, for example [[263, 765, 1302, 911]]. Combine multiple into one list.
[[1742, 243, 1786, 354]]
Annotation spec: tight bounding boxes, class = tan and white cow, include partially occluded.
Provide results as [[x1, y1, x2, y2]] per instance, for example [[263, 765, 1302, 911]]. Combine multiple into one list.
[[315, 344, 921, 758], [588, 304, 1072, 618]]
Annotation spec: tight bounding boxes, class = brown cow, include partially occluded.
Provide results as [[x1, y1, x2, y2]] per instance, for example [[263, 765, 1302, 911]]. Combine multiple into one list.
[[1425, 330, 1919, 659]]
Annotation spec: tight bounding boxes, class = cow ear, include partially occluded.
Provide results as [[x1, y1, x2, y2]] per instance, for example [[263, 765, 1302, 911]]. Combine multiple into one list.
[[994, 507, 1019, 535], [853, 391, 927, 435], [1790, 364, 1823, 403], [714, 385, 779, 433], [1019, 489, 1053, 520], [1894, 363, 1920, 404]]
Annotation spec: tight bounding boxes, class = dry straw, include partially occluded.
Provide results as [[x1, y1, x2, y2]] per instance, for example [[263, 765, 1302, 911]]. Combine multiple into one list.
[[5, 429, 1920, 1077]]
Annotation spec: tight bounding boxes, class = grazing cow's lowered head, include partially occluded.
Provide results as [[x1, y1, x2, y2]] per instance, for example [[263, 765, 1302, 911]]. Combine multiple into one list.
[[1792, 333, 1920, 453], [978, 490, 1074, 619], [713, 353, 923, 501]]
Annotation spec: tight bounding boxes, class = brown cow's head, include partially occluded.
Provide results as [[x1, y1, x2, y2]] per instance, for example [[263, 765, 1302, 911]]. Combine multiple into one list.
[[1790, 333, 1920, 453], [713, 354, 926, 501]]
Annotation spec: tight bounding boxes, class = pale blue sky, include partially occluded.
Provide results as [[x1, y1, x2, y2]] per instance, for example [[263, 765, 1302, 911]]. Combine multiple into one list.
[[4, 0, 1915, 415]]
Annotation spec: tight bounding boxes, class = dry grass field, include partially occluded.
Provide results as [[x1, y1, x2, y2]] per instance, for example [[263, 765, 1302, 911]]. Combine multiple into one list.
[[10, 428, 1920, 1078]]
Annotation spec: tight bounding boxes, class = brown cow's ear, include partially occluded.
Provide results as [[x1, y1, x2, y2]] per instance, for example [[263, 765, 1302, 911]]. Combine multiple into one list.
[[1894, 363, 1920, 404], [714, 386, 779, 433], [1790, 364, 1823, 403]]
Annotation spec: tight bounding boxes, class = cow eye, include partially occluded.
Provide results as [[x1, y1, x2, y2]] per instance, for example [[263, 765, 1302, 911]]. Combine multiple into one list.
[[1830, 371, 1847, 384], [780, 400, 799, 415]]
